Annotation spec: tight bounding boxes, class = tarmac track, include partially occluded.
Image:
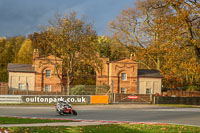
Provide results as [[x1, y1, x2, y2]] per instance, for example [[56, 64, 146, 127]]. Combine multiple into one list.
[[0, 104, 200, 127]]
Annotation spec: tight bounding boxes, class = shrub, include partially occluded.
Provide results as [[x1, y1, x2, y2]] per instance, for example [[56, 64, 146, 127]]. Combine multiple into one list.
[[186, 86, 199, 91], [71, 85, 87, 95]]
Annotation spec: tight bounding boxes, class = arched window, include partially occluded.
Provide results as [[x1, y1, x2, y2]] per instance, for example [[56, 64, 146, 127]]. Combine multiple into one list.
[[46, 70, 51, 78], [121, 73, 127, 81]]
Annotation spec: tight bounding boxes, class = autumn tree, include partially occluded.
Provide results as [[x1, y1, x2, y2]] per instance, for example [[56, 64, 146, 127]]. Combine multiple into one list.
[[109, 0, 200, 88], [14, 39, 33, 64], [0, 36, 25, 82], [96, 36, 133, 61], [29, 32, 52, 56], [43, 12, 101, 95], [109, 0, 168, 71]]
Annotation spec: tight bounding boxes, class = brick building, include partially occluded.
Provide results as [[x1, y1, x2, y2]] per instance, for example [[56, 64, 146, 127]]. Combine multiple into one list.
[[8, 50, 162, 95], [7, 50, 62, 92], [96, 56, 163, 94]]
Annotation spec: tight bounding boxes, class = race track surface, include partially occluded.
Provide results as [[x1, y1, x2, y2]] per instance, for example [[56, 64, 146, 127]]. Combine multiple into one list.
[[0, 104, 200, 126]]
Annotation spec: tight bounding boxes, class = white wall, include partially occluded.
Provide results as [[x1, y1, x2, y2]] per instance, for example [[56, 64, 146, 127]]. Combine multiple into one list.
[[138, 77, 161, 94], [9, 72, 35, 91]]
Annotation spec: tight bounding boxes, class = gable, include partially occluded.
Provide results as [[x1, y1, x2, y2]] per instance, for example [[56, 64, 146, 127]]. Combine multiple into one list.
[[110, 58, 137, 64], [36, 55, 62, 61]]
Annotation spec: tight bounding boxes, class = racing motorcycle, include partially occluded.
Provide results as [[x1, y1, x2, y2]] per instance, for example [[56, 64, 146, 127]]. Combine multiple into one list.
[[55, 100, 77, 115]]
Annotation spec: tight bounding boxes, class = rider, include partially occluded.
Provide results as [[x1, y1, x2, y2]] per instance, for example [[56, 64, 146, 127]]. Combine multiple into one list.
[[56, 99, 69, 112]]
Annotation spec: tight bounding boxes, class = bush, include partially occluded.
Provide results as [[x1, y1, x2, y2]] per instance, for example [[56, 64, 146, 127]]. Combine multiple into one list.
[[71, 85, 87, 95], [186, 86, 199, 91]]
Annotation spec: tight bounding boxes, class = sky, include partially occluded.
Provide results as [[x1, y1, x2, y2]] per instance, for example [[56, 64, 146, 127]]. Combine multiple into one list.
[[0, 0, 135, 37]]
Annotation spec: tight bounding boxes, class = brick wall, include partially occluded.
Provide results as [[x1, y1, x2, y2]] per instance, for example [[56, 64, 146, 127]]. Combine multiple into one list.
[[96, 58, 138, 94], [34, 55, 62, 92]]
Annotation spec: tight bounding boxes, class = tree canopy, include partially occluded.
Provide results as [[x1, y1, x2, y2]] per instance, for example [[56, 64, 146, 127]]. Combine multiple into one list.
[[34, 12, 101, 94], [109, 0, 200, 88]]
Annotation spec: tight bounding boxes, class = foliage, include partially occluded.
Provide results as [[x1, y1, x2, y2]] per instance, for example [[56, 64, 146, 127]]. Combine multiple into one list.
[[33, 11, 101, 95], [29, 31, 52, 56], [0, 36, 25, 82], [186, 86, 199, 91], [109, 0, 200, 88], [14, 39, 33, 64], [96, 36, 133, 61], [71, 85, 87, 95]]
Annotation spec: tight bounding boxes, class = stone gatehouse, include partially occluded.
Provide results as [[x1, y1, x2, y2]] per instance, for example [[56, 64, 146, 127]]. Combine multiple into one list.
[[96, 56, 163, 94], [8, 50, 162, 94], [8, 49, 62, 92]]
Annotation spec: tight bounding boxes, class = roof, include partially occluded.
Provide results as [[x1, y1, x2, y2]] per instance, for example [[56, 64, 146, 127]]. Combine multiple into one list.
[[138, 69, 163, 78], [7, 63, 35, 73]]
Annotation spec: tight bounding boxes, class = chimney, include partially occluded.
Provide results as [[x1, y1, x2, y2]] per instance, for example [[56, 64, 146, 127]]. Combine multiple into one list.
[[130, 53, 136, 61], [33, 49, 39, 65]]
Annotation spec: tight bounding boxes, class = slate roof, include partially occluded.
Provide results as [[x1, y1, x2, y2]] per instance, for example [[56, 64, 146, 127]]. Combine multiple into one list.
[[138, 69, 163, 78], [7, 63, 35, 73]]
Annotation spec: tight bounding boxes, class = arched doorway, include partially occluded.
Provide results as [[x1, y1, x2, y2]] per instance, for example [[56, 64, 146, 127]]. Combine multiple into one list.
[[70, 64, 97, 95], [117, 70, 126, 94], [41, 67, 49, 92]]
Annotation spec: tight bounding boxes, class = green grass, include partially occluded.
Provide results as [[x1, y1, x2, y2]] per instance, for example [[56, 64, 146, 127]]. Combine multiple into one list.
[[2, 124, 200, 133], [0, 117, 76, 124], [157, 104, 200, 108]]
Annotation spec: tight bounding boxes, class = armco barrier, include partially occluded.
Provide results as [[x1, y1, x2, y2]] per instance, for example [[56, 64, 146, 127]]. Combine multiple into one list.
[[0, 95, 109, 104], [0, 95, 21, 103]]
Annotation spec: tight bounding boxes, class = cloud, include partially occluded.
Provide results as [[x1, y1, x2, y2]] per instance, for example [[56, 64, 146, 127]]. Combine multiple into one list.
[[0, 0, 134, 37]]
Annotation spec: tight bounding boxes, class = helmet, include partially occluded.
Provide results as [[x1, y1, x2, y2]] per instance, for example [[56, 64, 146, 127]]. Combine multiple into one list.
[[58, 98, 64, 102]]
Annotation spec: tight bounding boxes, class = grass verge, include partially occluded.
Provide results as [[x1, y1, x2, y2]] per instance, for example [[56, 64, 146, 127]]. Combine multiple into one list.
[[156, 104, 200, 108], [1, 124, 200, 133], [0, 117, 76, 124]]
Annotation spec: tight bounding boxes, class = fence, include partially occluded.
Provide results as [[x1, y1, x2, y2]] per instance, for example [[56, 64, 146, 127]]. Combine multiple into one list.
[[165, 90, 200, 97], [0, 84, 110, 95], [113, 94, 153, 104], [0, 82, 8, 95], [155, 96, 200, 105], [8, 89, 65, 95]]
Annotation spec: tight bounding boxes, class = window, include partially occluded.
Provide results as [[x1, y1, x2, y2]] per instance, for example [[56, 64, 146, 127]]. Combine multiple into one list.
[[121, 73, 127, 81], [46, 70, 51, 78], [45, 85, 51, 92], [146, 88, 151, 94], [18, 83, 24, 90], [121, 88, 126, 94]]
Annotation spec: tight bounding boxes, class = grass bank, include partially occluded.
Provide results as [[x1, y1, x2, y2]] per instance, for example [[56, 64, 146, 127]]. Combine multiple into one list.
[[2, 124, 200, 133], [0, 117, 76, 124]]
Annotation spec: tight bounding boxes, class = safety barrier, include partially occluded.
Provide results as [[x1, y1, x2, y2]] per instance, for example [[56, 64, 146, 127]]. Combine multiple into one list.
[[0, 95, 22, 103], [0, 95, 109, 104]]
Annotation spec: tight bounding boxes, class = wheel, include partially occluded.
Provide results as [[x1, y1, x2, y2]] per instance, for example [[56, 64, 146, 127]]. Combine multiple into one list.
[[59, 112, 64, 115], [72, 110, 77, 115], [57, 110, 64, 115]]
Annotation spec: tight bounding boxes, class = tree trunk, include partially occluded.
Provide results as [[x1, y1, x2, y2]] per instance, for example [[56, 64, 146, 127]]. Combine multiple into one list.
[[67, 73, 70, 95]]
